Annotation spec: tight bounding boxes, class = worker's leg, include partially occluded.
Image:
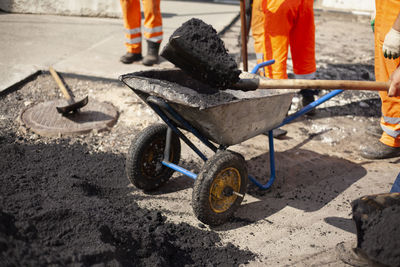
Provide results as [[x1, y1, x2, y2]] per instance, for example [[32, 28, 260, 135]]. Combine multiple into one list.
[[142, 0, 163, 43], [376, 1, 400, 148], [290, 0, 316, 77], [142, 0, 163, 66], [377, 54, 400, 148], [251, 0, 265, 75], [120, 0, 142, 54], [290, 0, 317, 111], [360, 0, 400, 159], [262, 0, 294, 79]]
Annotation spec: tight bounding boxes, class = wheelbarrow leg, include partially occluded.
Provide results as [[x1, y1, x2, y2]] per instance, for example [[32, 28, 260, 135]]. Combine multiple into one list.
[[248, 130, 276, 190], [161, 127, 198, 179], [163, 127, 172, 162]]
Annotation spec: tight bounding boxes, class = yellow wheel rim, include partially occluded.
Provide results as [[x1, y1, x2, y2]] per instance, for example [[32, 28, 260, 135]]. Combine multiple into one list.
[[209, 167, 241, 213]]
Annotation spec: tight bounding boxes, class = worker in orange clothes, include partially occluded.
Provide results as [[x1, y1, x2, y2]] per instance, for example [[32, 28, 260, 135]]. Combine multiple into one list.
[[361, 3, 400, 159], [248, 0, 287, 137], [119, 0, 163, 66], [388, 65, 400, 190], [261, 0, 317, 109]]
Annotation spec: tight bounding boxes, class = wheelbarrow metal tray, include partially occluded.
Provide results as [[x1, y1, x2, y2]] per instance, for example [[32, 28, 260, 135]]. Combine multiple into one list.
[[120, 69, 294, 146]]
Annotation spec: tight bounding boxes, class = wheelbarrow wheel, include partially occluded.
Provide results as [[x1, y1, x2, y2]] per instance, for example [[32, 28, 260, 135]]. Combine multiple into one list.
[[126, 123, 181, 191], [192, 151, 248, 226]]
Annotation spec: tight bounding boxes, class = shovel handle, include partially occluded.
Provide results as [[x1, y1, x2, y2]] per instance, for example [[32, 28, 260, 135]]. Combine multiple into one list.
[[239, 0, 248, 71], [49, 66, 73, 102], [234, 78, 390, 91]]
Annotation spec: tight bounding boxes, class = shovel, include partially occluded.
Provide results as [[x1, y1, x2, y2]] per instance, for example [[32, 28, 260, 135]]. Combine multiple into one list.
[[160, 20, 389, 93], [161, 38, 389, 92], [49, 66, 89, 115], [231, 74, 390, 92]]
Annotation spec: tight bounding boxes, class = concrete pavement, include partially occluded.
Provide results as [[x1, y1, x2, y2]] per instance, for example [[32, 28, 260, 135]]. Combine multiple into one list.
[[0, 0, 375, 17], [0, 1, 240, 92]]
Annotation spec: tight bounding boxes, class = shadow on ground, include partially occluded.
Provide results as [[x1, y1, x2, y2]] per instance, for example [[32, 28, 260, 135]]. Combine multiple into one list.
[[216, 146, 367, 230], [324, 217, 356, 234]]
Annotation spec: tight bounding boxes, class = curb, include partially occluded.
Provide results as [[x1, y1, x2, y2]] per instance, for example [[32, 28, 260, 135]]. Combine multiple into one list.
[[0, 70, 42, 98]]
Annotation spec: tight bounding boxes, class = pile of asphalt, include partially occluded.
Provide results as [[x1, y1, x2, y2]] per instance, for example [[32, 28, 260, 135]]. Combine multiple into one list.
[[352, 194, 400, 266], [0, 133, 256, 266], [0, 74, 256, 266], [160, 18, 241, 89]]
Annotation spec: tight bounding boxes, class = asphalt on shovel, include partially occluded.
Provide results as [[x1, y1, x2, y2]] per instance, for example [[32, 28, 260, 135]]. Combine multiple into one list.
[[49, 66, 89, 115]]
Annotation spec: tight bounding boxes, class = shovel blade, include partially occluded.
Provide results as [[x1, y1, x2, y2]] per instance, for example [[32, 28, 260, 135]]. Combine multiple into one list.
[[56, 96, 89, 115]]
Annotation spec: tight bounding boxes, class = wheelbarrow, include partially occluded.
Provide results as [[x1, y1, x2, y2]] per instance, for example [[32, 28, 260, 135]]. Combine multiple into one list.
[[119, 61, 383, 226]]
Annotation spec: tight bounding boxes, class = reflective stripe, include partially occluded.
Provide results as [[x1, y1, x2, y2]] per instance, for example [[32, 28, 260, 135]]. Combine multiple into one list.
[[256, 53, 264, 60], [146, 35, 163, 42], [294, 72, 316, 79], [126, 36, 142, 44], [143, 25, 163, 34], [125, 27, 141, 35], [383, 115, 400, 125], [382, 124, 400, 138]]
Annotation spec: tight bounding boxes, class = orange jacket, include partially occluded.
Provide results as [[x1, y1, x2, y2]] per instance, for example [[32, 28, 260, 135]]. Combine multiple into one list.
[[120, 0, 163, 54], [262, 0, 316, 79], [375, 0, 400, 147]]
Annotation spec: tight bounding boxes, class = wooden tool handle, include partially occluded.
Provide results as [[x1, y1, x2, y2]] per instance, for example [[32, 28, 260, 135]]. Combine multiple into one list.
[[233, 78, 390, 91], [49, 66, 73, 102], [239, 0, 248, 71]]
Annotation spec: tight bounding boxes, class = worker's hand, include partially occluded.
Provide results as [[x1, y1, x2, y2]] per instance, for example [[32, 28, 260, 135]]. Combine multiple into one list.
[[388, 65, 400, 97], [383, 28, 400, 59]]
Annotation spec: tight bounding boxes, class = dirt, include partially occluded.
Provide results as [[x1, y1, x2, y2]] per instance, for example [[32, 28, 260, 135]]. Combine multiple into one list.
[[119, 69, 239, 109], [160, 18, 241, 89], [120, 69, 286, 112], [351, 193, 400, 266], [1, 11, 400, 267], [359, 205, 400, 266], [0, 76, 256, 266]]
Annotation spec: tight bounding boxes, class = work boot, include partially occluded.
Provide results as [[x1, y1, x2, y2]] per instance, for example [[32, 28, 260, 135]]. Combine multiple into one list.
[[120, 52, 142, 64], [366, 124, 382, 138], [360, 139, 400, 159], [299, 89, 317, 116], [142, 41, 160, 66]]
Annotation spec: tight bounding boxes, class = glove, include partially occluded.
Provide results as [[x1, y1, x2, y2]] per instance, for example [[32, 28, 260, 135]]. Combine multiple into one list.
[[383, 28, 400, 59]]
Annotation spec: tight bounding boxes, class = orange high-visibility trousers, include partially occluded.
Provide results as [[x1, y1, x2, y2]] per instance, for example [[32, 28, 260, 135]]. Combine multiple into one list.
[[120, 0, 163, 54], [262, 0, 316, 79], [375, 0, 400, 147], [251, 0, 265, 75]]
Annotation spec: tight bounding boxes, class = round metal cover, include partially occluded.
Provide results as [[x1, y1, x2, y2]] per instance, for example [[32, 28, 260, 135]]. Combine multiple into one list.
[[20, 99, 118, 137]]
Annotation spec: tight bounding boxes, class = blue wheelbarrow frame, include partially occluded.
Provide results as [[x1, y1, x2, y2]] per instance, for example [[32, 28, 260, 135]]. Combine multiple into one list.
[[140, 60, 344, 190]]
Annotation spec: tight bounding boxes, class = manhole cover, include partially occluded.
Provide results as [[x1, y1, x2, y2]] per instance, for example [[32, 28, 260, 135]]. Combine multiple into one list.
[[20, 99, 118, 137]]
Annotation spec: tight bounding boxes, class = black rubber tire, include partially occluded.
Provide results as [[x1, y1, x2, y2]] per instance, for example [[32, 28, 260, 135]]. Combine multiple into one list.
[[192, 150, 248, 226], [126, 124, 181, 191]]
